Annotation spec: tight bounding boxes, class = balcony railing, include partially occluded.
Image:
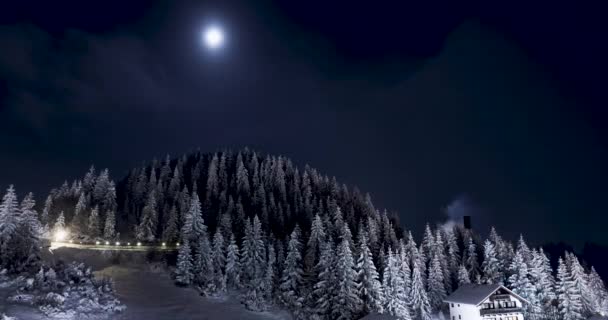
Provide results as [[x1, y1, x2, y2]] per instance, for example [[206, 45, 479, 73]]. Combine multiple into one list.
[[480, 307, 523, 316]]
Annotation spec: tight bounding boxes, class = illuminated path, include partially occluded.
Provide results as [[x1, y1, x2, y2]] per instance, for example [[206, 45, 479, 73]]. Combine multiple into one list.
[[50, 241, 179, 252]]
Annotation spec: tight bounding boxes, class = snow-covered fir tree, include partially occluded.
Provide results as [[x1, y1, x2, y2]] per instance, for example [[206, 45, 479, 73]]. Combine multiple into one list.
[[0, 186, 42, 272], [410, 248, 432, 320], [557, 257, 584, 320], [305, 213, 326, 271], [175, 239, 194, 286], [457, 264, 471, 285], [481, 239, 502, 285], [312, 241, 335, 319], [136, 191, 157, 242], [103, 210, 116, 239], [242, 216, 268, 311], [427, 253, 447, 310], [162, 205, 179, 243], [508, 251, 540, 316], [356, 231, 384, 314], [332, 225, 362, 320], [70, 192, 87, 235], [225, 233, 241, 289], [280, 227, 304, 316], [87, 206, 101, 239], [382, 248, 411, 320], [53, 211, 65, 234], [465, 236, 480, 280]]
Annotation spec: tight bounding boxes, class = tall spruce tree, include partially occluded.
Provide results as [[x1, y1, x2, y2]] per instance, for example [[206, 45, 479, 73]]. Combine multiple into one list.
[[481, 239, 501, 284], [225, 233, 241, 289], [356, 232, 384, 314], [312, 241, 335, 319], [175, 239, 194, 286], [87, 206, 101, 238], [383, 248, 411, 320], [280, 227, 304, 316], [410, 249, 432, 320], [103, 210, 116, 239], [332, 225, 362, 320], [557, 257, 584, 320], [427, 253, 447, 310]]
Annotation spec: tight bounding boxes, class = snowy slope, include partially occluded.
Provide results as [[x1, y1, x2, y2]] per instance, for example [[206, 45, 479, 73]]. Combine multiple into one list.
[[97, 265, 290, 320]]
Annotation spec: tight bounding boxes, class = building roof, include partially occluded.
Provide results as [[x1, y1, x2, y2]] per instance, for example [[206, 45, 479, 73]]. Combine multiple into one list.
[[444, 284, 529, 306]]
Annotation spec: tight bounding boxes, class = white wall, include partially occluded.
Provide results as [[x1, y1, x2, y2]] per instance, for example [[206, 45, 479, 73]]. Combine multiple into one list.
[[448, 302, 481, 320]]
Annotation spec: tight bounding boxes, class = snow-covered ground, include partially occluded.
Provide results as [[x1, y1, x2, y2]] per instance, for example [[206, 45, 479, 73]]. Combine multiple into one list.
[[96, 265, 289, 320], [1, 247, 289, 320]]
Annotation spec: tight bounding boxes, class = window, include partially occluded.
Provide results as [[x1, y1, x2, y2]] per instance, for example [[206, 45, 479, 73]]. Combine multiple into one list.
[[458, 304, 460, 307], [451, 303, 454, 308], [458, 315, 461, 319]]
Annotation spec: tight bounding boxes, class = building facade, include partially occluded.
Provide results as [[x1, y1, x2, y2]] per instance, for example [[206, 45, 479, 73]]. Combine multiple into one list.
[[444, 284, 528, 320]]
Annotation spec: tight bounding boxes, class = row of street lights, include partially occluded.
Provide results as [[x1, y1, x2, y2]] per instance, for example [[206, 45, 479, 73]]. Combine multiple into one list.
[[55, 227, 180, 247], [65, 239, 180, 247]]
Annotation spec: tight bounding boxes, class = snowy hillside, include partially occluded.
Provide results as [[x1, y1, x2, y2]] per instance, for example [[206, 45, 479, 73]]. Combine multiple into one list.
[[2, 148, 607, 319]]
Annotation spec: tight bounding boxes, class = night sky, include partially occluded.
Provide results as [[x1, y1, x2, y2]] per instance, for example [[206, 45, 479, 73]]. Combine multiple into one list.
[[1, 0, 607, 248]]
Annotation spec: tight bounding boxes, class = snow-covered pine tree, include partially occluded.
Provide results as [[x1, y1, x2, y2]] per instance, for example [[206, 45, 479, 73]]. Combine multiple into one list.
[[427, 253, 447, 310], [87, 206, 101, 239], [481, 239, 502, 285], [212, 228, 226, 291], [530, 248, 556, 311], [398, 240, 413, 300], [465, 236, 480, 281], [192, 215, 215, 295], [242, 216, 267, 311], [331, 225, 362, 320], [420, 224, 434, 266], [568, 253, 595, 316], [280, 227, 304, 316], [40, 194, 52, 238], [0, 185, 20, 270], [162, 205, 179, 243], [312, 241, 335, 319], [382, 247, 412, 320], [588, 267, 608, 315], [557, 257, 584, 320], [457, 264, 471, 286], [305, 213, 326, 271], [136, 191, 157, 241], [433, 228, 452, 294], [241, 215, 266, 286], [18, 192, 41, 267], [70, 192, 87, 235], [445, 228, 460, 289], [103, 210, 116, 239], [508, 251, 540, 316], [175, 239, 194, 286], [236, 153, 251, 197], [53, 211, 65, 235], [517, 235, 533, 265], [93, 168, 110, 202], [410, 248, 432, 320], [225, 233, 241, 289], [356, 231, 384, 314], [83, 165, 97, 193], [263, 244, 277, 302]]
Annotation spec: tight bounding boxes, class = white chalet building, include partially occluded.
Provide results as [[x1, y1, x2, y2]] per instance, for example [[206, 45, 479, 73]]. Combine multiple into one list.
[[444, 284, 528, 320]]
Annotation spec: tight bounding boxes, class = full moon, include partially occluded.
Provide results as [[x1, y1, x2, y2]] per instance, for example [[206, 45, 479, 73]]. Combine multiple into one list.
[[203, 26, 225, 49]]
